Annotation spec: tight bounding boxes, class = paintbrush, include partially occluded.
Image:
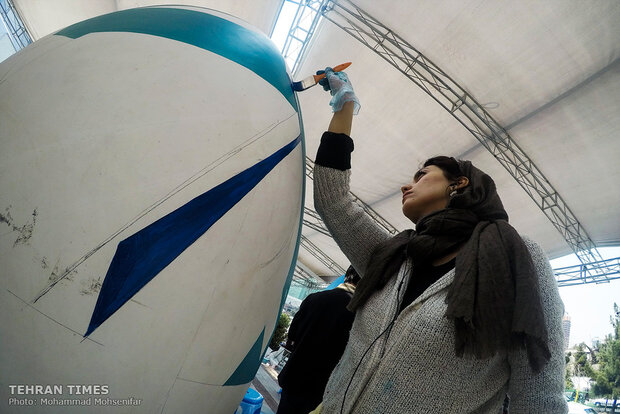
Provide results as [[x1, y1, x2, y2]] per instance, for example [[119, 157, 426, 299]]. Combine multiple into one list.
[[292, 62, 352, 91]]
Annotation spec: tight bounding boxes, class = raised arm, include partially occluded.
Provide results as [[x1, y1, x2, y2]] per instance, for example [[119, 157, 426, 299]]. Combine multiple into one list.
[[312, 69, 390, 277], [328, 101, 354, 135]]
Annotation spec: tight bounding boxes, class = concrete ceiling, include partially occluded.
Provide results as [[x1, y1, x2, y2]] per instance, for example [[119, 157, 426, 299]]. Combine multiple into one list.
[[13, 0, 620, 278]]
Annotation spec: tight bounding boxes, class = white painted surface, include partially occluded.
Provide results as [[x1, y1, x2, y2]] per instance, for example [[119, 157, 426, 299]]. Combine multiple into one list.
[[0, 7, 302, 413]]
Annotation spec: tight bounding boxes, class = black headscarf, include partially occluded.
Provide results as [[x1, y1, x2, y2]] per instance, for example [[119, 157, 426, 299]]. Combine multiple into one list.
[[347, 160, 551, 373]]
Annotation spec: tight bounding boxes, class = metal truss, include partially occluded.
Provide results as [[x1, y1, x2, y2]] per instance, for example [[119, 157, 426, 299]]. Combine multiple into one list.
[[305, 157, 398, 236], [304, 162, 620, 284], [300, 156, 396, 277], [320, 0, 610, 284], [279, 0, 329, 74], [303, 165, 620, 285], [299, 159, 345, 275], [0, 0, 32, 51], [303, 207, 331, 237], [293, 264, 327, 289], [555, 257, 620, 287], [300, 234, 345, 275], [290, 277, 324, 290]]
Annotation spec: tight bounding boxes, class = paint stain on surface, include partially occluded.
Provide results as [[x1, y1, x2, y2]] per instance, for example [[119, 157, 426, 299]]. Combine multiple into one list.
[[0, 206, 37, 247], [48, 263, 76, 285], [47, 264, 61, 284], [80, 278, 102, 296]]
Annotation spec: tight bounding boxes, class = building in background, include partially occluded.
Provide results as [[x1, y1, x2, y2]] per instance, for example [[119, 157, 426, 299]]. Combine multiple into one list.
[[563, 313, 572, 350]]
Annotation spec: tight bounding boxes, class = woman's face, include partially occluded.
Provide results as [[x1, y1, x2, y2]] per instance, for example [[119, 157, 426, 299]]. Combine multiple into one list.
[[401, 165, 453, 224]]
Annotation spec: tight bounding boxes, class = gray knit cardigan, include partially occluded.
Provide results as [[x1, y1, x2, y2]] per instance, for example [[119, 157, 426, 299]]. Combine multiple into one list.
[[313, 164, 568, 414]]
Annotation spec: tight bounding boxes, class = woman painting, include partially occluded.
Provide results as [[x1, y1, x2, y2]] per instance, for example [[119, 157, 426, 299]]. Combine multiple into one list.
[[309, 68, 567, 413]]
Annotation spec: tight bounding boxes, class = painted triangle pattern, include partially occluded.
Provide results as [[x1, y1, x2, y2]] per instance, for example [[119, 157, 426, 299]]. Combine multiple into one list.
[[85, 136, 301, 336], [224, 327, 266, 386]]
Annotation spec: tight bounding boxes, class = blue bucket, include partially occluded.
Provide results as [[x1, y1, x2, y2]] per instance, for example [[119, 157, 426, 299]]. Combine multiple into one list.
[[235, 388, 264, 414]]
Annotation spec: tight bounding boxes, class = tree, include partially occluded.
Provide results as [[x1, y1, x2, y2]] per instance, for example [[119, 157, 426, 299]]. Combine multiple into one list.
[[565, 351, 575, 390], [566, 368, 574, 389], [574, 343, 595, 377], [590, 303, 620, 410], [269, 312, 291, 351], [584, 343, 598, 364]]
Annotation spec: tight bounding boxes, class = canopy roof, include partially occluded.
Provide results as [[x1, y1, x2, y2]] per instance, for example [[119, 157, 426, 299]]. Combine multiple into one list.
[[296, 0, 620, 276], [12, 0, 620, 278]]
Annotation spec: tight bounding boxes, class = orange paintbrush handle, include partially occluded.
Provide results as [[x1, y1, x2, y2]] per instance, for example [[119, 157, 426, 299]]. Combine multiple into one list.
[[312, 62, 352, 83]]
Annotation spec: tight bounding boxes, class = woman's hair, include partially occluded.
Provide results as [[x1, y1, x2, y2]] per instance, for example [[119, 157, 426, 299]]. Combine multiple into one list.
[[422, 156, 464, 182], [344, 265, 361, 285]]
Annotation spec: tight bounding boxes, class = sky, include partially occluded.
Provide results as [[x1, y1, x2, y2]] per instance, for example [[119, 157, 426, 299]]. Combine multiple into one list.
[[0, 20, 17, 62], [551, 247, 619, 348], [270, 0, 298, 69], [270, 0, 321, 74]]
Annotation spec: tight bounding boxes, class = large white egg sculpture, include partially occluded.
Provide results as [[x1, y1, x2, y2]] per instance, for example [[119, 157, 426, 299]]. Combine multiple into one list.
[[0, 6, 304, 413]]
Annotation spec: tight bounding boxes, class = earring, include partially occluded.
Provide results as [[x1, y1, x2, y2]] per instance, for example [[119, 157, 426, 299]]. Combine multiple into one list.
[[449, 184, 458, 197]]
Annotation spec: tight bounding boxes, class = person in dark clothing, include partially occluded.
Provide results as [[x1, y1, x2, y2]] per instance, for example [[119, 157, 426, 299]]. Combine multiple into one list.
[[276, 266, 360, 414]]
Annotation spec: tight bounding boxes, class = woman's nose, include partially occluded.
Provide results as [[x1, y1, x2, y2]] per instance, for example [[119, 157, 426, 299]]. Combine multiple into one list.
[[401, 183, 412, 194]]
